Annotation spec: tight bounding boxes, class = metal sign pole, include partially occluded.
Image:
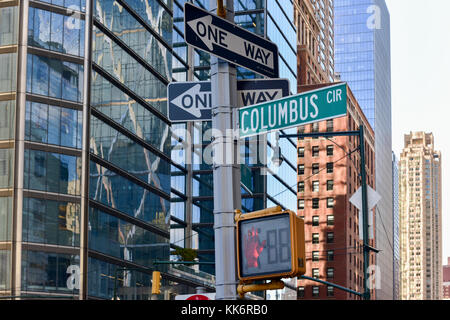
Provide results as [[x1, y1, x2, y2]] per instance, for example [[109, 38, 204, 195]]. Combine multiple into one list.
[[210, 0, 241, 300]]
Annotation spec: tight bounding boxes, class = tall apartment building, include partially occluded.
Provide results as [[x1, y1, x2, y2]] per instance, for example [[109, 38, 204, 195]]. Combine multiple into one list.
[[392, 152, 400, 300], [294, 0, 325, 86], [334, 0, 394, 300], [296, 83, 376, 300], [444, 258, 450, 300], [170, 0, 299, 298], [294, 0, 334, 85], [0, 0, 215, 300], [399, 132, 442, 300]]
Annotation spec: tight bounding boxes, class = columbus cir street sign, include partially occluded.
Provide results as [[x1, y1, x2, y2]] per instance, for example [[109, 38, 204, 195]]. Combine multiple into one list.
[[239, 83, 348, 138], [184, 2, 279, 78]]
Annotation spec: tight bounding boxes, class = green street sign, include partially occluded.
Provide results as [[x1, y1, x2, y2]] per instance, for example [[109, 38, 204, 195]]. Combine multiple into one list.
[[239, 83, 347, 138]]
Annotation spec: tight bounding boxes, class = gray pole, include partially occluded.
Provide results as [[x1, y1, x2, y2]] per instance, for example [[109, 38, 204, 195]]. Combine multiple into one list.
[[185, 39, 195, 250], [210, 0, 241, 300]]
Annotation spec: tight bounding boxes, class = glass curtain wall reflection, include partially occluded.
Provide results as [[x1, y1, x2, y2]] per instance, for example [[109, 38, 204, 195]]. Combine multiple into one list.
[[170, 2, 298, 296], [334, 0, 394, 300], [0, 3, 19, 296], [88, 0, 173, 300], [17, 0, 86, 299], [1, 0, 200, 300]]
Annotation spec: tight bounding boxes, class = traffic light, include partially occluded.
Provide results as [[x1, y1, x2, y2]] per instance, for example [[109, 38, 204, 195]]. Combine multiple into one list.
[[236, 206, 306, 281], [152, 271, 162, 295]]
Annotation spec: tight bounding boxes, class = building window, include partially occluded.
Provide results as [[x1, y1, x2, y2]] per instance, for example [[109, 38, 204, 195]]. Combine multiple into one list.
[[312, 286, 320, 297], [327, 268, 335, 279], [25, 102, 83, 149], [298, 147, 305, 157], [312, 180, 320, 192], [312, 198, 319, 209], [28, 7, 85, 57], [327, 198, 334, 208], [327, 232, 334, 244], [326, 162, 334, 173], [27, 53, 84, 103], [312, 146, 319, 157], [298, 126, 305, 140], [327, 250, 334, 261], [327, 215, 335, 226], [311, 122, 319, 133], [313, 268, 320, 279], [327, 286, 334, 297], [312, 251, 319, 262], [24, 149, 81, 195], [312, 233, 319, 244], [298, 164, 305, 175], [327, 180, 334, 191], [298, 199, 305, 210], [312, 216, 319, 227], [298, 286, 305, 298], [312, 163, 320, 174], [326, 120, 334, 132], [298, 181, 305, 193]]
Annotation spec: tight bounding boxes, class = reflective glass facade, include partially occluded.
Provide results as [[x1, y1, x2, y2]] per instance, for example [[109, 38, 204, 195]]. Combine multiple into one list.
[[0, 2, 18, 295], [1, 0, 211, 300], [335, 0, 394, 299], [170, 0, 297, 299], [16, 0, 85, 299], [2, 0, 297, 299], [87, 0, 173, 300]]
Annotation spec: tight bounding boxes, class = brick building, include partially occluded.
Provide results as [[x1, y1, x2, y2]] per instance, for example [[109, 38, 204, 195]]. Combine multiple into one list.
[[294, 0, 327, 86], [296, 83, 377, 300], [444, 258, 450, 299]]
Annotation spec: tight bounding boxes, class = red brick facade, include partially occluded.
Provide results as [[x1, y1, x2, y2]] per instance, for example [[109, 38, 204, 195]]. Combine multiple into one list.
[[444, 258, 450, 299], [296, 84, 376, 300]]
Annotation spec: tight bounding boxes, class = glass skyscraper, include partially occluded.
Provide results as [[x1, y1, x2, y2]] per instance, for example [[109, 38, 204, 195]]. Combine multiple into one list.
[[0, 0, 218, 300], [0, 0, 298, 300], [334, 0, 394, 299], [1, 0, 87, 299], [170, 0, 298, 298]]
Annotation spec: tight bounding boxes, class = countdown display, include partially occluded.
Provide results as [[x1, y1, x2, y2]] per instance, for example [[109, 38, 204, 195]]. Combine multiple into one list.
[[236, 208, 306, 281], [239, 214, 292, 278]]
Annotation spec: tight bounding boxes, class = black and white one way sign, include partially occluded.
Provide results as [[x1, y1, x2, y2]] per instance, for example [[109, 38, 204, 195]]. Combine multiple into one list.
[[168, 79, 290, 122], [184, 2, 279, 78]]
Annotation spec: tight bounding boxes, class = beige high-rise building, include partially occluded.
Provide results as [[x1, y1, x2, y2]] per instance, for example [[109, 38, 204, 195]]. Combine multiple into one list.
[[399, 132, 442, 300]]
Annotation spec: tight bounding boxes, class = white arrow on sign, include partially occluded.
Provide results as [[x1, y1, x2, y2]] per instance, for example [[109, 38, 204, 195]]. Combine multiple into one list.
[[187, 15, 274, 69], [170, 84, 211, 118]]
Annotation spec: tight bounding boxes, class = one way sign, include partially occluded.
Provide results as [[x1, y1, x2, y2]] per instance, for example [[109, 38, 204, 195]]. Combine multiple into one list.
[[184, 2, 279, 78], [168, 81, 212, 122], [168, 79, 290, 122]]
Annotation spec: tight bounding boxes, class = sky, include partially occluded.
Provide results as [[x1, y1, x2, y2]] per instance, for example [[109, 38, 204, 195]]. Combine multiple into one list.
[[385, 0, 450, 263]]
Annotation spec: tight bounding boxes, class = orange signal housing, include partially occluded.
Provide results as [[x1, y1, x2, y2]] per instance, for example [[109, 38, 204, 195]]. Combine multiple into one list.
[[236, 207, 306, 281]]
